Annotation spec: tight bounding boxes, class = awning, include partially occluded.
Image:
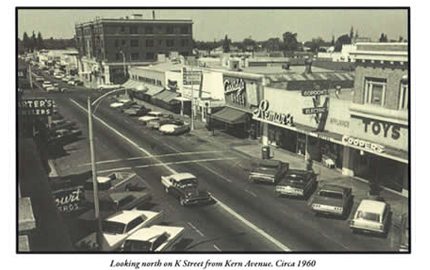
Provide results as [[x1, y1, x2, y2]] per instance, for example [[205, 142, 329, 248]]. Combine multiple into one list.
[[174, 96, 191, 102], [144, 85, 165, 97], [211, 107, 248, 125], [121, 80, 149, 91], [153, 90, 180, 103]]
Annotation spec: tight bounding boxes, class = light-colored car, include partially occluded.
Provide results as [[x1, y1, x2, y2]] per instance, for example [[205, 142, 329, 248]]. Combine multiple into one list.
[[67, 80, 76, 86], [62, 76, 72, 82], [350, 199, 391, 236], [138, 111, 164, 125], [54, 74, 64, 79], [110, 101, 125, 108], [75, 210, 164, 251], [159, 123, 191, 135], [121, 225, 184, 252], [161, 173, 212, 206], [45, 86, 56, 92], [42, 81, 52, 88]]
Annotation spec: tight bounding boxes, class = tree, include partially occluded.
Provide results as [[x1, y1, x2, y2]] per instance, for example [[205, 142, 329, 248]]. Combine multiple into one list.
[[266, 38, 281, 52], [36, 32, 45, 50], [242, 38, 256, 51], [350, 26, 354, 39], [330, 35, 335, 46], [222, 35, 231, 53], [379, 33, 388, 42], [399, 36, 404, 42], [23, 32, 30, 52], [308, 37, 325, 53], [281, 32, 299, 52], [334, 34, 351, 52]]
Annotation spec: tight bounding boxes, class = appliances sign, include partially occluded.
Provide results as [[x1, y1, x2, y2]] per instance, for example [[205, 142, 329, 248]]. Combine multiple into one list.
[[253, 100, 294, 126]]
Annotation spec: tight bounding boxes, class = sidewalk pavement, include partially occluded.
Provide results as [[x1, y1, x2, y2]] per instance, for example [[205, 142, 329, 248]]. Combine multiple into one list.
[[233, 144, 409, 224]]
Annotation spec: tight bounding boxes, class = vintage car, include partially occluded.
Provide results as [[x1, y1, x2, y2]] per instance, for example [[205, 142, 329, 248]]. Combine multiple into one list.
[[399, 213, 409, 252], [83, 172, 147, 203], [161, 173, 212, 206], [78, 191, 153, 222], [49, 119, 77, 130], [159, 123, 191, 135], [147, 115, 174, 129], [48, 128, 82, 146], [350, 199, 391, 236], [75, 210, 164, 251], [110, 101, 125, 108], [275, 170, 318, 198], [138, 111, 164, 125], [42, 81, 53, 88], [248, 159, 289, 184], [121, 225, 184, 252], [122, 105, 151, 116], [310, 184, 353, 218], [118, 101, 137, 111]]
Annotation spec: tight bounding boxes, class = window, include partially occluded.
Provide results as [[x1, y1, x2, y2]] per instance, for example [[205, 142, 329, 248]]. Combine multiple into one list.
[[364, 78, 387, 106], [152, 233, 169, 251], [158, 39, 163, 46], [145, 26, 153, 34], [125, 216, 144, 232], [122, 40, 126, 46], [130, 39, 139, 47], [399, 83, 408, 110], [146, 39, 154, 47], [166, 39, 174, 48], [181, 39, 189, 47], [131, 53, 139, 61], [166, 26, 174, 34], [115, 53, 121, 61], [146, 52, 155, 60], [130, 26, 138, 34], [120, 26, 125, 32], [180, 26, 189, 34]]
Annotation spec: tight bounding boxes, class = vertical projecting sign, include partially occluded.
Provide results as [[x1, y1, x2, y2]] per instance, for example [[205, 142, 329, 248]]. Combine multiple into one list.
[[301, 86, 330, 131]]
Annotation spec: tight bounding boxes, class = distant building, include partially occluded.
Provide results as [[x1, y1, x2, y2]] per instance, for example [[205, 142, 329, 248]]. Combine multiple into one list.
[[74, 14, 193, 87]]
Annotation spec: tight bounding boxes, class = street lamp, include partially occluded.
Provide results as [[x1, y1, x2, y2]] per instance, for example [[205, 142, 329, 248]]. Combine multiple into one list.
[[119, 50, 126, 77], [87, 87, 130, 250]]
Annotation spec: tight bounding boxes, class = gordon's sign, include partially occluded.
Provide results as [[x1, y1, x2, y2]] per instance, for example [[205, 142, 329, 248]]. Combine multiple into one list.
[[253, 100, 294, 126], [301, 89, 329, 97]]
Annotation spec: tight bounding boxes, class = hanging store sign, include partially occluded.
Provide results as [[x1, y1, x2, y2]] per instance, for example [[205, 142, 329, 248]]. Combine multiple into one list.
[[182, 68, 202, 85], [302, 107, 328, 115], [253, 100, 294, 126], [342, 135, 385, 154], [301, 89, 330, 97], [18, 99, 54, 116], [224, 76, 248, 107]]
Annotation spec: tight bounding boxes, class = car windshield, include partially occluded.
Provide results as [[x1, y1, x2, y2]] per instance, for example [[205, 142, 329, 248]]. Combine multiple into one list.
[[318, 191, 343, 199], [356, 211, 380, 222], [123, 240, 152, 251], [178, 178, 197, 188], [102, 220, 126, 234]]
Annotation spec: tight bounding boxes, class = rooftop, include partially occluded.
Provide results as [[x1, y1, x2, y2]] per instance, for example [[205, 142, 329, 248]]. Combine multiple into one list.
[[107, 210, 147, 223], [171, 173, 196, 182], [357, 199, 387, 213], [126, 225, 184, 241]]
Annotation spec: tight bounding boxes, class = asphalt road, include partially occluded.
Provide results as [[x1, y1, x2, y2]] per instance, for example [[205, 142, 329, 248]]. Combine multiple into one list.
[[22, 77, 399, 252]]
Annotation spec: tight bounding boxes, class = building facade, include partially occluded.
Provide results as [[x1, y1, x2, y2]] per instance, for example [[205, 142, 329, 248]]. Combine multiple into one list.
[[74, 14, 193, 87]]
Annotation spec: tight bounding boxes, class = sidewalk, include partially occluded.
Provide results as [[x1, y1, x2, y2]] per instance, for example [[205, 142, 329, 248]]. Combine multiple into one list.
[[233, 144, 409, 223]]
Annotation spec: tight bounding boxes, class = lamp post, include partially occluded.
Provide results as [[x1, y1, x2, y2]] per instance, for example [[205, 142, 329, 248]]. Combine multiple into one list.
[[119, 50, 126, 77], [86, 88, 130, 250]]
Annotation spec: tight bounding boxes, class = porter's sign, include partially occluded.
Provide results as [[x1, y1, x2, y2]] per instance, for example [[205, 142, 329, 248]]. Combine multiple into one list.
[[18, 99, 54, 116], [253, 100, 294, 126]]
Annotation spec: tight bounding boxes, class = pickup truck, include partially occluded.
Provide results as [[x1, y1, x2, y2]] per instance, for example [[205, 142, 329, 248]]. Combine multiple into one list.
[[248, 159, 289, 184], [161, 173, 212, 206]]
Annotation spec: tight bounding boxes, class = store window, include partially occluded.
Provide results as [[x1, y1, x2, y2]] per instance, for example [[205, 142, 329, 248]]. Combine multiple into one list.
[[364, 78, 387, 106], [399, 82, 408, 110]]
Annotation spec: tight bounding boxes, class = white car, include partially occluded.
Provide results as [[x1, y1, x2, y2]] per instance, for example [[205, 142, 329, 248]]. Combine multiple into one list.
[[121, 225, 184, 252], [159, 124, 190, 135], [138, 112, 164, 125], [110, 101, 125, 108], [67, 80, 76, 86], [350, 199, 391, 236], [75, 210, 164, 251], [42, 81, 52, 88], [54, 74, 64, 79]]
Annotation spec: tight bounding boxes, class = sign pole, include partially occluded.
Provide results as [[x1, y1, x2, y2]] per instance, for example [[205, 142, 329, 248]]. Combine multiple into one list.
[[190, 65, 194, 131], [87, 97, 102, 250]]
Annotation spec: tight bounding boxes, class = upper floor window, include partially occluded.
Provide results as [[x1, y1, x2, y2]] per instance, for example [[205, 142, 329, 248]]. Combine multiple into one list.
[[120, 26, 125, 32], [181, 39, 189, 47], [180, 26, 189, 34], [166, 39, 174, 48], [166, 26, 174, 34], [114, 40, 120, 48], [131, 53, 139, 61], [364, 78, 387, 107], [130, 39, 139, 47], [146, 52, 155, 60], [145, 26, 154, 34], [146, 39, 154, 47], [130, 26, 138, 34], [399, 82, 409, 110]]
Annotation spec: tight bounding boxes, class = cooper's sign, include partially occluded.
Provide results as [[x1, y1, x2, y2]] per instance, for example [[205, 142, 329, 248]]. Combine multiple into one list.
[[253, 100, 294, 126], [342, 135, 385, 153]]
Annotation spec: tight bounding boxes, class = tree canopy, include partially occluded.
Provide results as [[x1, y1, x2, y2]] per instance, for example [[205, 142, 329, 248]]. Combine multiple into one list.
[[281, 32, 299, 52]]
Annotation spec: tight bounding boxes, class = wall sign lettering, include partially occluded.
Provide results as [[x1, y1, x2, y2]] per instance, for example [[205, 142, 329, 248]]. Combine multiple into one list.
[[224, 77, 247, 107], [362, 118, 401, 140], [342, 135, 385, 153], [253, 100, 294, 126]]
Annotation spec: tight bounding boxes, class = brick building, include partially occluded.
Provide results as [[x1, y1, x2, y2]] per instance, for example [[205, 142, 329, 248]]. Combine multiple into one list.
[[74, 14, 193, 87]]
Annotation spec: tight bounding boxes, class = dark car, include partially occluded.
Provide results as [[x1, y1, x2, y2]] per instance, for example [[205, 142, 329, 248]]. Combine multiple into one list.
[[275, 170, 317, 198], [248, 159, 289, 184], [48, 128, 82, 146], [49, 119, 77, 131], [122, 105, 151, 116], [310, 184, 353, 218], [118, 101, 137, 111], [161, 173, 212, 206], [399, 213, 409, 252]]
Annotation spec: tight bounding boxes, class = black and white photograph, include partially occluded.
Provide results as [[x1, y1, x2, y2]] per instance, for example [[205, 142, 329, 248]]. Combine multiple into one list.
[[12, 4, 418, 265]]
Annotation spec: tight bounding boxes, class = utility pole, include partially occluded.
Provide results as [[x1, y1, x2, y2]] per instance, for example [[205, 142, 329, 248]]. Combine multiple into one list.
[[190, 65, 194, 131], [87, 97, 103, 250]]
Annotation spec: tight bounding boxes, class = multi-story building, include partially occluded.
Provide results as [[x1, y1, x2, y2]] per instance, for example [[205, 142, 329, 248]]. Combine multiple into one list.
[[74, 14, 193, 87], [345, 42, 409, 196]]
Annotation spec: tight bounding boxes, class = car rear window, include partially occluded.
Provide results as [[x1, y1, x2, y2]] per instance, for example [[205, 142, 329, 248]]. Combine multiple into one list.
[[356, 211, 380, 222], [102, 221, 126, 234], [123, 240, 152, 251], [318, 191, 343, 199]]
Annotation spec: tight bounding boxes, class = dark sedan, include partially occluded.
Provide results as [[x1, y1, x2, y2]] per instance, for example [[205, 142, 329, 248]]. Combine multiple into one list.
[[122, 105, 151, 116], [310, 184, 353, 218], [275, 170, 317, 198]]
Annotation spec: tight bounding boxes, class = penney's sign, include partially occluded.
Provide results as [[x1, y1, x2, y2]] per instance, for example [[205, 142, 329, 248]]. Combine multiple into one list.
[[253, 100, 294, 126]]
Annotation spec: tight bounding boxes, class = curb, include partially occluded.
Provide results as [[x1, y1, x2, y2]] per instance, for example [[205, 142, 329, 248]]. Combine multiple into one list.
[[48, 160, 59, 178]]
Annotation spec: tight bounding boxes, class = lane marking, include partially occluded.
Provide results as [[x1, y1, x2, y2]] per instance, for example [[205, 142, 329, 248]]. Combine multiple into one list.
[[97, 157, 239, 173], [245, 189, 258, 197], [70, 98, 291, 252], [78, 150, 225, 166], [187, 222, 205, 237], [213, 245, 222, 252]]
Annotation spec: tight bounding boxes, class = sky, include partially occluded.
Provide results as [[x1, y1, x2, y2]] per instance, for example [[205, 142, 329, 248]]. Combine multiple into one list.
[[18, 9, 408, 43]]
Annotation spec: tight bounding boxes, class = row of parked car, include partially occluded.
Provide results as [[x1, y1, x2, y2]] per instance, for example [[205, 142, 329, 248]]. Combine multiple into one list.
[[248, 159, 392, 237], [109, 98, 191, 135], [47, 106, 83, 146]]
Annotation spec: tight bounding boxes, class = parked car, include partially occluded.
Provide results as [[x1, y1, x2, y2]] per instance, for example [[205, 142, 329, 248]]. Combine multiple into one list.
[[159, 123, 191, 135], [350, 199, 391, 236], [49, 119, 77, 130], [75, 80, 84, 86], [161, 173, 212, 206], [78, 191, 153, 222], [48, 128, 82, 145], [119, 101, 137, 111], [42, 81, 52, 88], [54, 74, 64, 79], [45, 85, 56, 92], [67, 80, 76, 86], [122, 105, 151, 116], [138, 111, 164, 125], [275, 170, 318, 198], [147, 115, 174, 129], [83, 172, 147, 203], [62, 76, 72, 82], [34, 76, 44, 82], [310, 184, 353, 218], [121, 225, 184, 252], [75, 210, 164, 251], [399, 213, 409, 252], [248, 159, 289, 184], [110, 101, 125, 108]]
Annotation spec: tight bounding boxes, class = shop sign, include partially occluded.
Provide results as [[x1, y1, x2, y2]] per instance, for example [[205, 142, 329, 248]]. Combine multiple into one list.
[[224, 76, 247, 107], [362, 118, 401, 140], [253, 100, 294, 126], [329, 117, 350, 128], [182, 68, 202, 85], [52, 187, 84, 214], [18, 98, 54, 116], [342, 135, 385, 153], [301, 89, 329, 97], [302, 107, 328, 115]]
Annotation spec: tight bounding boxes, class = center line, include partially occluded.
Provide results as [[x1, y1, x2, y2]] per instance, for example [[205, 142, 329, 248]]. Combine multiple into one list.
[[213, 245, 222, 252], [245, 189, 258, 197], [187, 222, 205, 237]]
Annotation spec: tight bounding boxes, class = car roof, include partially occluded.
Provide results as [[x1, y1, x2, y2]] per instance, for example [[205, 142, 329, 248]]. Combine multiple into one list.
[[287, 169, 311, 176], [357, 199, 387, 214], [96, 176, 113, 183], [254, 159, 281, 166], [171, 173, 196, 181], [126, 226, 184, 242], [106, 210, 148, 223], [319, 184, 348, 193]]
